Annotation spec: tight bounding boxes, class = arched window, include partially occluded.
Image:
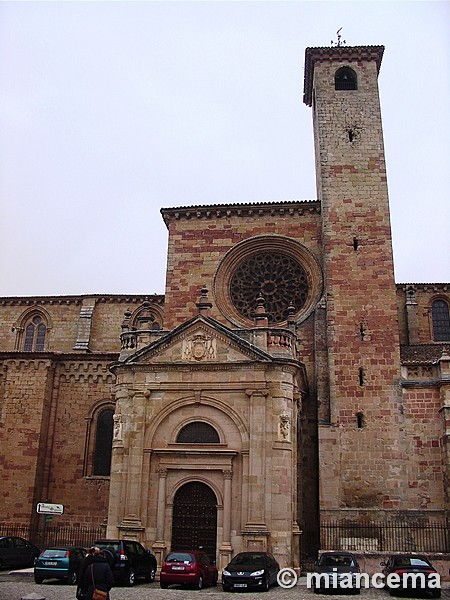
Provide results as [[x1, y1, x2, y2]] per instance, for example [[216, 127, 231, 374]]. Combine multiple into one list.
[[133, 302, 162, 331], [23, 315, 47, 351], [176, 422, 220, 444], [432, 299, 450, 341], [335, 67, 357, 91], [93, 409, 114, 476]]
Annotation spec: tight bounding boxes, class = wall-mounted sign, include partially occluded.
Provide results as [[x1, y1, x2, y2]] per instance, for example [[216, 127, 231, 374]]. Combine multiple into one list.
[[36, 502, 64, 515]]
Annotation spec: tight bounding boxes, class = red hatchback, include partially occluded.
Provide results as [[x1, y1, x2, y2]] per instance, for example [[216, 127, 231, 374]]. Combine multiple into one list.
[[160, 551, 218, 589]]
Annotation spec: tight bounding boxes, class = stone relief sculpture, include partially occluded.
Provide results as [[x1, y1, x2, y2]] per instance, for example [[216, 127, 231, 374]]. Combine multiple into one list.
[[278, 412, 291, 441], [182, 333, 216, 361]]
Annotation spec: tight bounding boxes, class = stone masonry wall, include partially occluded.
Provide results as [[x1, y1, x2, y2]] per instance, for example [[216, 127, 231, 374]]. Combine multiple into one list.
[[311, 50, 407, 514], [0, 358, 54, 523], [162, 205, 322, 330], [46, 359, 116, 526]]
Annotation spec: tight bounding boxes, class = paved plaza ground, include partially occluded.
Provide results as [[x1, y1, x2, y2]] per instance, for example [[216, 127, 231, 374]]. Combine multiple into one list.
[[1, 570, 449, 600]]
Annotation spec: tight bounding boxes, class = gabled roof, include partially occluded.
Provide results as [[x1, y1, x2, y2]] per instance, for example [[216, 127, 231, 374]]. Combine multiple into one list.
[[400, 344, 448, 365], [118, 313, 275, 366]]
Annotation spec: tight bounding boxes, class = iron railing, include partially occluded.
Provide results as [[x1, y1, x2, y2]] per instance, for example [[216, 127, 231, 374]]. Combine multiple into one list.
[[0, 523, 105, 550], [301, 521, 450, 572]]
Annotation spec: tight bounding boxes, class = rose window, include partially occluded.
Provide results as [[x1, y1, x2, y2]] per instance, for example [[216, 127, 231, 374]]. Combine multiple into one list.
[[230, 252, 309, 324]]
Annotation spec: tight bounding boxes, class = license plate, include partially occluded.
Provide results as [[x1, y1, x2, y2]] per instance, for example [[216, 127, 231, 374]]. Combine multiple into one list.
[[234, 583, 247, 588], [172, 566, 184, 570], [43, 561, 58, 566]]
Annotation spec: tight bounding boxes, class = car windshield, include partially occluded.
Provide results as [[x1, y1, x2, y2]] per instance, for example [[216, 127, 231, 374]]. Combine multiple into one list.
[[319, 555, 355, 567], [393, 558, 431, 568], [42, 549, 67, 558], [231, 553, 266, 566], [166, 553, 194, 563]]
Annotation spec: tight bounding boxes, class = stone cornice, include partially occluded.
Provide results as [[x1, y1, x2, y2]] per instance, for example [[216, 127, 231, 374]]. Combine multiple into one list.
[[0, 351, 118, 362], [396, 283, 449, 292], [111, 362, 276, 374], [0, 294, 164, 306], [160, 200, 320, 227], [303, 44, 384, 106]]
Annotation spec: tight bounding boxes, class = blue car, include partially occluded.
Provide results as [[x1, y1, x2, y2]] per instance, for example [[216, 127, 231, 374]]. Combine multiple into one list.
[[34, 546, 86, 584]]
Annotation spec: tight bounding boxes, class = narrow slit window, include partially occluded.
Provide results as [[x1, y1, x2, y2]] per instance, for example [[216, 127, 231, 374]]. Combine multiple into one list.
[[359, 367, 365, 386], [359, 323, 366, 341]]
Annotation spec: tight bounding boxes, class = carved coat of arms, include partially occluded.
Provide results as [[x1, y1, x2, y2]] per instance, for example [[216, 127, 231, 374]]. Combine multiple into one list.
[[182, 333, 216, 361]]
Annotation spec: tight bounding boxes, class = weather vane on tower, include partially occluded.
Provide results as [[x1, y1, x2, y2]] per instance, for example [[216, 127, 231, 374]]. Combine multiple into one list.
[[331, 28, 346, 47]]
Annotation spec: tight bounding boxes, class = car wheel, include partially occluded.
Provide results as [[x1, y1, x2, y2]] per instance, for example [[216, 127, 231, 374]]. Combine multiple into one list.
[[196, 575, 203, 590], [222, 583, 230, 592], [67, 570, 78, 585], [389, 587, 397, 596], [126, 568, 136, 587], [212, 572, 218, 586], [146, 565, 156, 583], [262, 576, 270, 592], [160, 581, 169, 589], [34, 575, 44, 584]]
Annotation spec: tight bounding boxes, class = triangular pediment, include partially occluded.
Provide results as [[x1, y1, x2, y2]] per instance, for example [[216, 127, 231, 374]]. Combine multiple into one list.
[[122, 314, 273, 366]]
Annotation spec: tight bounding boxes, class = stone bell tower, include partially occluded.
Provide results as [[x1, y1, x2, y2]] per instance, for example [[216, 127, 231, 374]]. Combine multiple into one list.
[[304, 45, 407, 517]]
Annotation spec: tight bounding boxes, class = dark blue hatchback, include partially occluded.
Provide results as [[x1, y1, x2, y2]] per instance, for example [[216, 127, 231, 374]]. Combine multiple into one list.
[[34, 546, 86, 585], [222, 552, 280, 592]]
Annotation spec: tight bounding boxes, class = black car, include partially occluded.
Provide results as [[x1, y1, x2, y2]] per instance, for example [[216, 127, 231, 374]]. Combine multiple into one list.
[[313, 551, 360, 594], [0, 536, 40, 568], [381, 554, 441, 597], [34, 546, 86, 584], [94, 539, 157, 587], [222, 551, 279, 592]]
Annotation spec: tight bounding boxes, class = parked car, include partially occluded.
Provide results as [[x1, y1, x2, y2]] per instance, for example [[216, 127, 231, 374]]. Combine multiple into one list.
[[34, 546, 86, 584], [222, 551, 279, 592], [381, 554, 441, 597], [313, 551, 360, 594], [0, 536, 40, 568], [160, 550, 218, 589], [93, 539, 157, 587]]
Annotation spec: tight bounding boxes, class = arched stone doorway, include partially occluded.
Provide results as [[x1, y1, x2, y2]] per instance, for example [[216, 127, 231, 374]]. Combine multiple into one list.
[[171, 481, 217, 559]]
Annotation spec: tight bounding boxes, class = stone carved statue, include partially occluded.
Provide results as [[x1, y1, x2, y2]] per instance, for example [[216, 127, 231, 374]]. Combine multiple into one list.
[[279, 412, 291, 441]]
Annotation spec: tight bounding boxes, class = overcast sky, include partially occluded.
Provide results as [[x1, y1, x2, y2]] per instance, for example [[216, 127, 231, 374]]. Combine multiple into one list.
[[1, 1, 449, 297]]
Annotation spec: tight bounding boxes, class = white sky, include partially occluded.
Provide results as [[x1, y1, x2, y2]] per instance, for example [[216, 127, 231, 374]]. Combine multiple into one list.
[[1, 1, 449, 297]]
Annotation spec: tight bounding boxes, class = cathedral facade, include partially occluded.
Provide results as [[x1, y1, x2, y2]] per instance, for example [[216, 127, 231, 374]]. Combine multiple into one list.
[[1, 44, 449, 571]]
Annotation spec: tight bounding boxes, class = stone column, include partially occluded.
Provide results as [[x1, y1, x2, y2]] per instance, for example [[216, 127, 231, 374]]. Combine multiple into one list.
[[219, 469, 233, 570], [222, 469, 232, 544], [119, 391, 146, 537], [405, 286, 419, 345], [153, 467, 168, 566], [245, 388, 268, 527], [156, 468, 168, 540], [243, 389, 270, 551]]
